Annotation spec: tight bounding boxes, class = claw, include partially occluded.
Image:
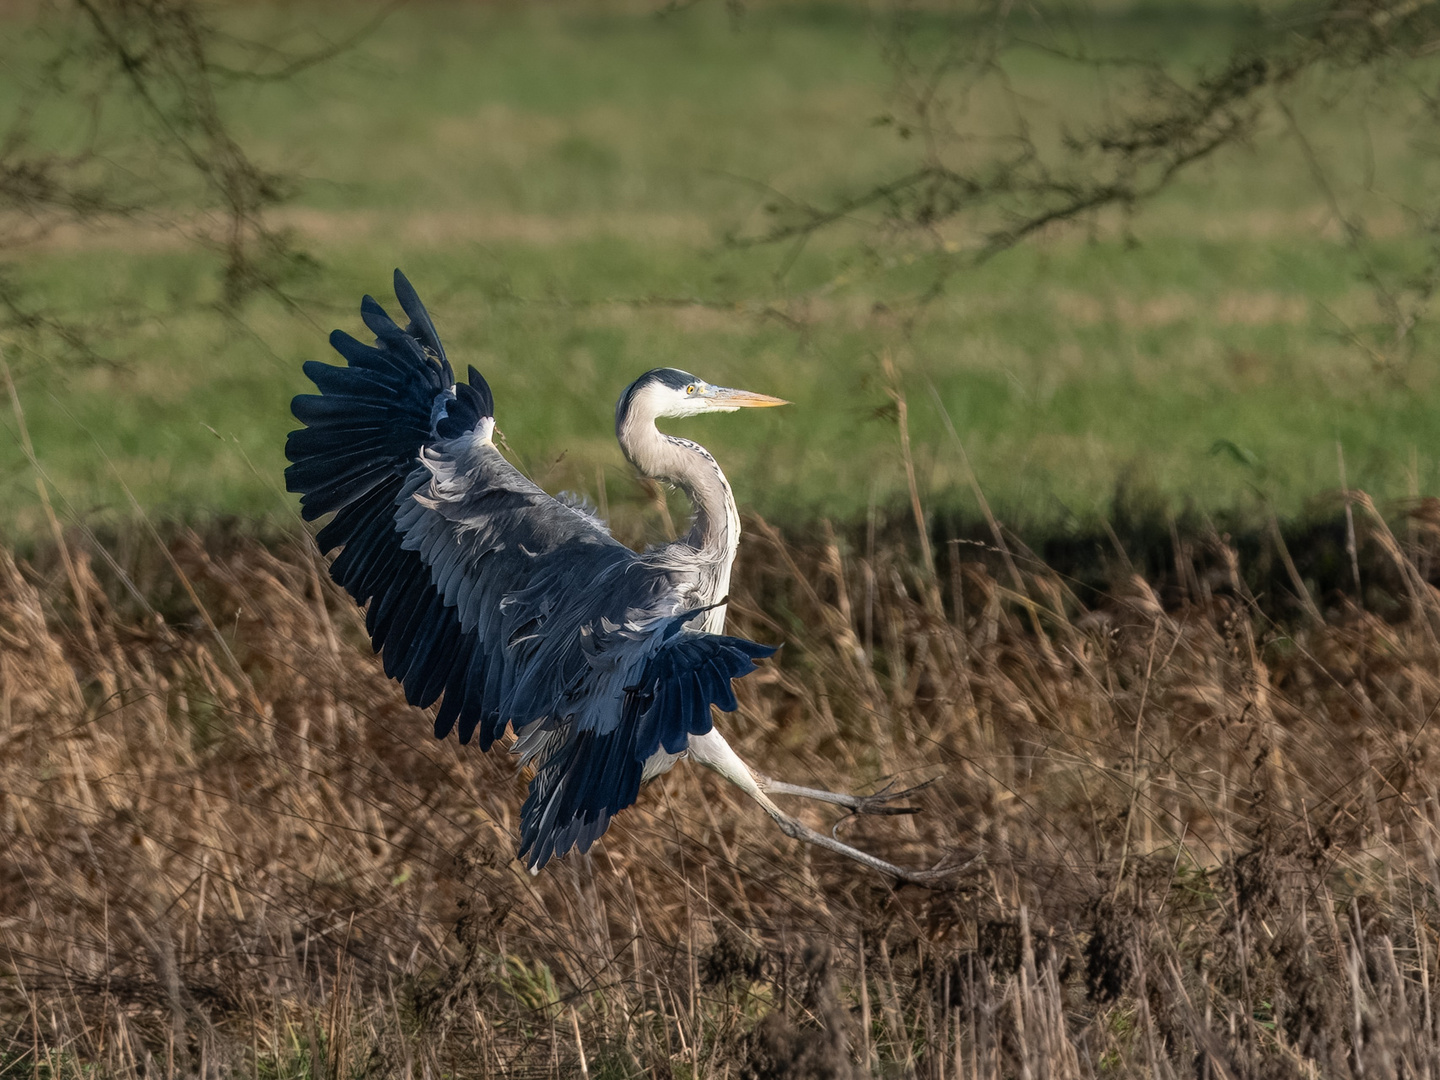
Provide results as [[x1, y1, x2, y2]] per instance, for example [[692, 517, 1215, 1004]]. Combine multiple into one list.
[[830, 779, 939, 845], [847, 777, 939, 817]]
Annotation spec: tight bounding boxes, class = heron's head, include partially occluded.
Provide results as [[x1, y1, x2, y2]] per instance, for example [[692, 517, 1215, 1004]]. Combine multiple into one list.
[[616, 367, 788, 430]]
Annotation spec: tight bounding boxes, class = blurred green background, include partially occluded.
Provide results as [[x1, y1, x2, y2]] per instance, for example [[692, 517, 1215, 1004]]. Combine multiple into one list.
[[2, 1, 1439, 540]]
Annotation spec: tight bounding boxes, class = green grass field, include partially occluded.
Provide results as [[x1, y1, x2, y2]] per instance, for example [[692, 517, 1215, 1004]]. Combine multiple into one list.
[[4, 1, 1440, 539]]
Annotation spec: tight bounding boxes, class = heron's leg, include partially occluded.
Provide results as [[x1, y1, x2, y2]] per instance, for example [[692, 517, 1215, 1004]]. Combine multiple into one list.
[[753, 775, 928, 816], [686, 731, 942, 886]]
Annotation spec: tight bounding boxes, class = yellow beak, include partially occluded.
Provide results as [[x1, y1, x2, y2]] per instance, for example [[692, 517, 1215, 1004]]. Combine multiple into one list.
[[708, 387, 790, 408]]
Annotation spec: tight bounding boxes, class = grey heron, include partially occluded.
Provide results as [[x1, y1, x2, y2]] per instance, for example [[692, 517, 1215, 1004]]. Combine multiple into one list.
[[286, 271, 931, 881]]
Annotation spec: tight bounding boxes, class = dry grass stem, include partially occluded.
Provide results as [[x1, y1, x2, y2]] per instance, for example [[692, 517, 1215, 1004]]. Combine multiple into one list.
[[4, 509, 1440, 1077]]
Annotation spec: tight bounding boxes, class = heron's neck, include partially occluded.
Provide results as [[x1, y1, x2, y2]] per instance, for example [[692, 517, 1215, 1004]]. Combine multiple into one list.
[[618, 415, 739, 562]]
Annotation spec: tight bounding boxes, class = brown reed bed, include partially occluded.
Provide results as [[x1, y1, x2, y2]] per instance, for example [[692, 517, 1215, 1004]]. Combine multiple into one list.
[[4, 501, 1440, 1078]]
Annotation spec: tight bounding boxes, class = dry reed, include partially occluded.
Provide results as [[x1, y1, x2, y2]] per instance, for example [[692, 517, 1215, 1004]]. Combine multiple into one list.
[[4, 506, 1440, 1078]]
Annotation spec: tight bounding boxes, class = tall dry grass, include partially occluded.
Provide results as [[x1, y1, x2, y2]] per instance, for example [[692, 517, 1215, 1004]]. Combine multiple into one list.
[[4, 500, 1440, 1077]]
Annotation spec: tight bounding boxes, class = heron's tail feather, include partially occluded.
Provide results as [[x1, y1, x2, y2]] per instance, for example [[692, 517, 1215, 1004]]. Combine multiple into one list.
[[517, 626, 776, 871]]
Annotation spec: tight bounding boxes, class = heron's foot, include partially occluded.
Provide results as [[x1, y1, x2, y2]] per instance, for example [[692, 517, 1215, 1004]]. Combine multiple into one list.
[[759, 775, 938, 817], [899, 850, 985, 888], [845, 778, 938, 817], [866, 848, 983, 888], [771, 810, 976, 888]]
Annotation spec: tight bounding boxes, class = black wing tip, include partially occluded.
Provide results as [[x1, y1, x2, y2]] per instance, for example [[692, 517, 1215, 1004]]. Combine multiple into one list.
[[288, 392, 317, 424], [391, 269, 422, 324], [466, 364, 496, 419], [392, 268, 454, 381]]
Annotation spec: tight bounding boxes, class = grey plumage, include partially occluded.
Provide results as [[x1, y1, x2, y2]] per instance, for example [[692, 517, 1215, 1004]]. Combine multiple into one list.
[[286, 271, 775, 870], [289, 271, 944, 884]]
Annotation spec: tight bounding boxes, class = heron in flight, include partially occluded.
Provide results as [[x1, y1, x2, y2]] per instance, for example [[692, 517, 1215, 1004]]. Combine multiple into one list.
[[286, 271, 929, 881]]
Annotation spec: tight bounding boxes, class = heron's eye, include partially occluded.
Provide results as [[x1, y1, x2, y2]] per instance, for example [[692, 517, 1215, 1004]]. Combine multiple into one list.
[[686, 385, 695, 395]]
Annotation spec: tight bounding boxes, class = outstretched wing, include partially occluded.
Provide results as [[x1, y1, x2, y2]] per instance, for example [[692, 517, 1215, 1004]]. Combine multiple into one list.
[[285, 270, 773, 869]]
